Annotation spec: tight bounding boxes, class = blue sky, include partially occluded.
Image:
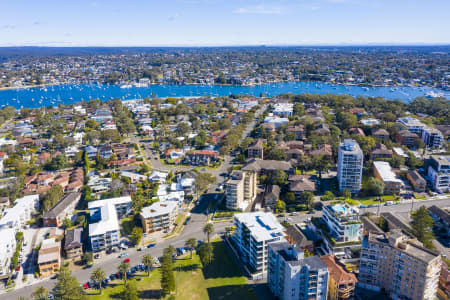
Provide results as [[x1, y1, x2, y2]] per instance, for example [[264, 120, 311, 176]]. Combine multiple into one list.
[[0, 0, 449, 46]]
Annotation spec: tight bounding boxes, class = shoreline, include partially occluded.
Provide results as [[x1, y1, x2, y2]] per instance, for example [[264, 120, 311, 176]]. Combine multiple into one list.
[[0, 80, 443, 92]]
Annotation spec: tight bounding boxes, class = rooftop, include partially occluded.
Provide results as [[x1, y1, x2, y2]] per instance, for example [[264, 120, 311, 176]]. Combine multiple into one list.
[[373, 161, 403, 184], [89, 202, 119, 236], [321, 254, 357, 284], [141, 201, 178, 219], [234, 212, 285, 242]]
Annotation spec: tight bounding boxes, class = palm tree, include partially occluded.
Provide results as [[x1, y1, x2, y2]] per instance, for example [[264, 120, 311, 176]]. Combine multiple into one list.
[[32, 286, 48, 300], [203, 223, 214, 243], [142, 254, 153, 277], [185, 238, 197, 259], [118, 262, 130, 285], [163, 245, 176, 258], [90, 268, 107, 295]]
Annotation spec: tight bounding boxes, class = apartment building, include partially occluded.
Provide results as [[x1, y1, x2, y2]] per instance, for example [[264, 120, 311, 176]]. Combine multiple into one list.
[[248, 139, 264, 159], [272, 103, 294, 117], [0, 194, 39, 232], [396, 130, 419, 148], [140, 201, 178, 234], [359, 231, 441, 300], [320, 204, 363, 257], [422, 127, 444, 149], [268, 242, 328, 300], [397, 117, 427, 135], [42, 192, 81, 227], [320, 254, 357, 300], [337, 140, 363, 193], [64, 227, 83, 260], [373, 161, 403, 194], [88, 202, 120, 252], [231, 212, 285, 278], [406, 170, 426, 192], [0, 228, 16, 276], [88, 196, 132, 219], [225, 170, 257, 211], [38, 238, 61, 277], [427, 155, 450, 193]]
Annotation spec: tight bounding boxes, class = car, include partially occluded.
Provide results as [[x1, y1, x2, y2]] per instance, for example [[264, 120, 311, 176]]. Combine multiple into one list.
[[277, 214, 284, 218], [48, 294, 54, 300], [123, 258, 130, 263], [16, 266, 21, 271], [137, 246, 145, 251], [147, 243, 156, 248], [308, 210, 315, 214], [118, 252, 129, 258], [83, 283, 89, 290], [94, 253, 101, 259], [359, 205, 367, 208], [305, 217, 311, 222], [385, 201, 394, 206], [184, 217, 191, 225]]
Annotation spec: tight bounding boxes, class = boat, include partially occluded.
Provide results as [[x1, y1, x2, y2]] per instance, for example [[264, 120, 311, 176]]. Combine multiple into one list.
[[425, 91, 444, 98]]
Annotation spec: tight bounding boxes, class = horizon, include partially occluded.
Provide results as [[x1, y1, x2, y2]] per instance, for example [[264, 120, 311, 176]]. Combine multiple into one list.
[[1, 0, 449, 46]]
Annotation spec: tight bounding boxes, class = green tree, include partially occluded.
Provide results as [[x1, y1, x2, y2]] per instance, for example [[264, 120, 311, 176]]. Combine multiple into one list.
[[160, 252, 175, 296], [62, 218, 73, 229], [185, 238, 197, 259], [366, 177, 385, 196], [130, 227, 143, 246], [343, 189, 352, 199], [194, 172, 216, 193], [203, 223, 214, 244], [32, 286, 49, 300], [82, 252, 93, 266], [53, 267, 86, 300], [142, 254, 153, 277], [198, 242, 214, 265], [118, 262, 131, 285], [90, 268, 106, 295], [41, 185, 64, 212], [266, 170, 287, 186], [120, 281, 139, 300], [300, 191, 314, 209], [411, 206, 435, 249], [274, 200, 286, 213], [285, 192, 296, 205]]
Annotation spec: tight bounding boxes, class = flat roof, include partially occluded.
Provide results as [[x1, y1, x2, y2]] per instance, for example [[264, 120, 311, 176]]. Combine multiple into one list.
[[141, 201, 178, 219], [373, 161, 403, 184], [89, 202, 119, 236], [88, 196, 132, 209], [235, 212, 285, 242]]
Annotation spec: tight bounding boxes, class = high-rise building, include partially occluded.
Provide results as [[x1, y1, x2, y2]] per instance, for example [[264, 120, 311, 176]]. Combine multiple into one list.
[[359, 231, 441, 300], [225, 170, 257, 211], [427, 155, 450, 193], [337, 139, 363, 193], [268, 242, 329, 300], [232, 212, 285, 277]]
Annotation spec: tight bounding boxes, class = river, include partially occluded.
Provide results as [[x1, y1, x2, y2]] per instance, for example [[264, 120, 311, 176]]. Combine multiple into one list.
[[0, 81, 448, 108]]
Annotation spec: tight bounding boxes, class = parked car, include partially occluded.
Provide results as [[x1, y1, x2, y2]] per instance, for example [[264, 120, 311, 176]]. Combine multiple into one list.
[[123, 258, 130, 263], [118, 252, 129, 258], [147, 243, 156, 248]]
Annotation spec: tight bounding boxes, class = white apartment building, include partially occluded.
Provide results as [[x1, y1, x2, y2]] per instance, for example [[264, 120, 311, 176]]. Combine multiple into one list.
[[397, 117, 427, 135], [359, 231, 441, 300], [140, 201, 178, 233], [427, 155, 450, 193], [373, 161, 404, 194], [272, 103, 294, 117], [0, 194, 39, 232], [0, 228, 16, 276], [264, 115, 289, 129], [268, 242, 329, 300], [89, 202, 120, 252], [88, 196, 132, 219], [231, 212, 285, 278], [322, 204, 362, 243], [337, 139, 363, 193], [225, 170, 257, 211], [422, 127, 444, 149]]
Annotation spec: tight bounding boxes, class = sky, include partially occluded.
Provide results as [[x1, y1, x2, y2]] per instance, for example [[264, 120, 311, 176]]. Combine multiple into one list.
[[0, 0, 449, 46]]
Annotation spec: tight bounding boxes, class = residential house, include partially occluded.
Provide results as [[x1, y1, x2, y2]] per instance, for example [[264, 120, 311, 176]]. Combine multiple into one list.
[[64, 228, 83, 260], [42, 193, 82, 227], [372, 128, 390, 140], [286, 125, 305, 140], [264, 185, 280, 208], [406, 170, 426, 192], [248, 139, 265, 160], [288, 175, 316, 203], [320, 254, 357, 300], [38, 238, 61, 277], [284, 224, 314, 254], [183, 150, 219, 166], [370, 144, 393, 160], [396, 130, 419, 148], [373, 161, 404, 194]]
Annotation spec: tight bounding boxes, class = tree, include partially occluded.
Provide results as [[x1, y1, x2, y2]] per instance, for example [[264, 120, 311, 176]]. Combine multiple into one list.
[[203, 223, 214, 244], [44, 154, 68, 171], [274, 200, 286, 213], [62, 218, 73, 229], [185, 238, 197, 259], [194, 172, 216, 193], [130, 227, 143, 246], [411, 206, 435, 249], [321, 191, 335, 201], [160, 252, 175, 296], [366, 177, 385, 196], [32, 286, 49, 300], [266, 170, 287, 186], [198, 242, 214, 265], [53, 267, 86, 300], [90, 268, 106, 295], [343, 189, 352, 199], [118, 262, 131, 285], [311, 154, 331, 179], [82, 252, 93, 266], [120, 281, 139, 300], [41, 184, 64, 212], [142, 254, 153, 277], [285, 192, 296, 205], [300, 191, 314, 209]]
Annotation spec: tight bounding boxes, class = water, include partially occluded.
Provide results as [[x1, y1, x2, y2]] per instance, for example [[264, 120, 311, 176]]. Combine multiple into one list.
[[0, 82, 448, 109]]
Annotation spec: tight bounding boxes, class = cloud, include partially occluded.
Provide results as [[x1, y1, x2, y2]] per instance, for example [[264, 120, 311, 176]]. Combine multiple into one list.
[[0, 24, 16, 31], [233, 5, 286, 15]]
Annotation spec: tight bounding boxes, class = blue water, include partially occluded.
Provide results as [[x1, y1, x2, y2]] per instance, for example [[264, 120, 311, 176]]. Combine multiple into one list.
[[0, 82, 448, 108]]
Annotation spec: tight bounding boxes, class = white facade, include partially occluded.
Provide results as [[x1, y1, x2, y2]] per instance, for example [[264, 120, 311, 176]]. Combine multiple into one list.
[[0, 195, 39, 232], [140, 201, 178, 233], [264, 115, 289, 128], [0, 228, 16, 275], [427, 155, 450, 193], [232, 212, 285, 277], [89, 202, 120, 252], [337, 139, 363, 193], [272, 103, 294, 117], [268, 242, 328, 300], [322, 204, 362, 243], [397, 117, 426, 135], [88, 196, 132, 219], [421, 127, 443, 149]]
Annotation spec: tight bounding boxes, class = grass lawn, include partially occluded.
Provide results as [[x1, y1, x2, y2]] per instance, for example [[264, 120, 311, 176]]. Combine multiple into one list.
[[87, 240, 257, 300]]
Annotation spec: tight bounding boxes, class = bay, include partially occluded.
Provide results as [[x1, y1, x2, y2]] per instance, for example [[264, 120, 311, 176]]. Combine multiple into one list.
[[0, 81, 448, 109]]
